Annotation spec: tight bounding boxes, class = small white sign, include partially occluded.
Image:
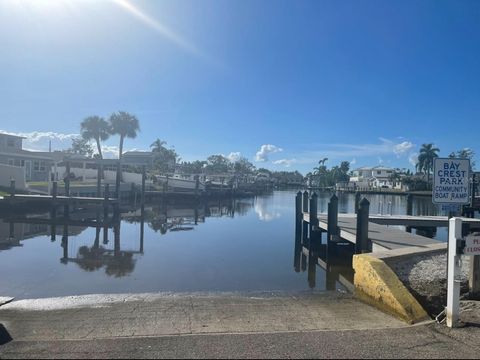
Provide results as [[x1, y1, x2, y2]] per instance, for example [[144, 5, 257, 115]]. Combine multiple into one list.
[[465, 233, 480, 256], [433, 158, 470, 204]]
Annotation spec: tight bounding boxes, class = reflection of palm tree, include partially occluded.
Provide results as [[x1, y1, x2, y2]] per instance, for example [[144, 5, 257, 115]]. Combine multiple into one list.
[[76, 245, 106, 272], [105, 252, 135, 278]]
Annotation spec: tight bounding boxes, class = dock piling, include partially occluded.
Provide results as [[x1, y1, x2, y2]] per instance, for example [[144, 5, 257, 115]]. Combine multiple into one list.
[[327, 194, 339, 248], [355, 198, 371, 254], [469, 256, 480, 300], [302, 191, 309, 213], [355, 191, 361, 214], [115, 161, 121, 200], [309, 193, 318, 230], [9, 179, 15, 197], [65, 161, 70, 197], [97, 165, 102, 198], [141, 166, 146, 206]]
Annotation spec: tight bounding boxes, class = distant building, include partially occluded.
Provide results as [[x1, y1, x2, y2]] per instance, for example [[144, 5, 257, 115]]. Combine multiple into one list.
[[0, 133, 55, 181], [347, 166, 400, 190], [122, 151, 156, 167]]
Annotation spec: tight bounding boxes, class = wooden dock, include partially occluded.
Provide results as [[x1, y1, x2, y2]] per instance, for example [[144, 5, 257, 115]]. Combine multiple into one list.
[[303, 213, 441, 251], [1, 194, 118, 205], [296, 191, 480, 253]]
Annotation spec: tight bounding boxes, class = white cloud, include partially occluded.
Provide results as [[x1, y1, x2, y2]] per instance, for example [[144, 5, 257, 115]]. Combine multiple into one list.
[[255, 144, 283, 162], [393, 141, 414, 156], [293, 138, 417, 165], [226, 152, 242, 162], [409, 152, 419, 167], [350, 158, 357, 165], [273, 158, 297, 167]]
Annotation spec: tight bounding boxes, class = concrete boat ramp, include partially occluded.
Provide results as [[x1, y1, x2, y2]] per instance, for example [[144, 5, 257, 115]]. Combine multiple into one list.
[[2, 292, 480, 359]]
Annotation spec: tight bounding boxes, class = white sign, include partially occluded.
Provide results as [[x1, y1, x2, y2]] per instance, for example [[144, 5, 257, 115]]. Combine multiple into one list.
[[433, 158, 470, 204], [464, 233, 480, 256]]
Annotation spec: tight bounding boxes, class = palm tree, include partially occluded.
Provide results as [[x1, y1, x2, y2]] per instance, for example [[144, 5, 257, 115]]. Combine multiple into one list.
[[417, 143, 440, 182], [108, 111, 140, 160], [150, 139, 167, 153], [80, 116, 110, 159]]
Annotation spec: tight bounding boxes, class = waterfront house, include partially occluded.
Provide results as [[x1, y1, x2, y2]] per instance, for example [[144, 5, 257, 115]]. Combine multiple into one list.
[[123, 151, 156, 168], [347, 166, 401, 190], [0, 133, 54, 182]]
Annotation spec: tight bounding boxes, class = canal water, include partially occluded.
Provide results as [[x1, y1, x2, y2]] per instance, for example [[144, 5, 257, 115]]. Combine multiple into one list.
[[0, 191, 445, 299]]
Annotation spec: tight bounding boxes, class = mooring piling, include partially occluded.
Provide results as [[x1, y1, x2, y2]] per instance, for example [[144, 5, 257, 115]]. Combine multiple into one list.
[[327, 194, 339, 249], [355, 198, 371, 254]]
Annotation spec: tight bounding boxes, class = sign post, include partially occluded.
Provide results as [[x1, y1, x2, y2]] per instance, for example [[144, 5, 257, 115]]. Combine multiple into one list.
[[446, 217, 462, 328], [434, 158, 471, 328]]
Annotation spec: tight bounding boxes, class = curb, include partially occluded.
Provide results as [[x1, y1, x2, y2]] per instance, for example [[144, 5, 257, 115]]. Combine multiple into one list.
[[352, 254, 430, 324]]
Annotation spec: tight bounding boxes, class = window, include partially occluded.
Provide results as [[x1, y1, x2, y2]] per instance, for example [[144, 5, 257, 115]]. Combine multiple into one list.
[[33, 161, 40, 171], [377, 171, 382, 175], [7, 138, 15, 147], [14, 159, 21, 166], [8, 159, 14, 166], [40, 161, 46, 171], [386, 170, 392, 174], [21, 160, 25, 167]]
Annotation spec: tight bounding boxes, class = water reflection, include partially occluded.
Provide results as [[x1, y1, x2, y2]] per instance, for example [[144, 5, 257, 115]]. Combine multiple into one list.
[[254, 196, 282, 221], [294, 214, 355, 291], [0, 191, 458, 299], [0, 197, 256, 279]]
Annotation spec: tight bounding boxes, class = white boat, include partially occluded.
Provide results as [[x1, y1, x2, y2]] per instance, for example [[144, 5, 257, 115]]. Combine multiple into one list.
[[155, 174, 205, 191]]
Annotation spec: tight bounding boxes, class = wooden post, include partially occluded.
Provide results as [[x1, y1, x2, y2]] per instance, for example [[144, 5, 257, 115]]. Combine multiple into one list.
[[140, 204, 145, 254], [130, 182, 135, 203], [104, 183, 110, 220], [65, 161, 70, 197], [51, 181, 57, 241], [327, 194, 339, 248], [302, 190, 309, 213], [9, 222, 14, 239], [354, 191, 361, 214], [115, 161, 121, 200], [355, 198, 371, 254], [469, 255, 480, 300], [97, 165, 102, 198], [141, 165, 146, 206], [294, 193, 302, 272], [9, 179, 15, 197], [295, 191, 302, 230], [406, 194, 413, 233], [307, 245, 317, 289], [62, 225, 69, 262], [309, 193, 318, 233], [406, 194, 413, 216]]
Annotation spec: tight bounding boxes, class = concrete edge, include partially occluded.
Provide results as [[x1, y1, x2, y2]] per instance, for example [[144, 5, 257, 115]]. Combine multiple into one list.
[[371, 243, 447, 264], [352, 254, 430, 324]]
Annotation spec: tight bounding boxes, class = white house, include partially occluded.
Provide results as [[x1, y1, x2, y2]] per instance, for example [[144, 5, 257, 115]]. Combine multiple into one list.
[[348, 166, 401, 190]]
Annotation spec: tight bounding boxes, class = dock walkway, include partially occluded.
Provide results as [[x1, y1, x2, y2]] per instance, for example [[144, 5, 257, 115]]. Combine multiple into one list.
[[303, 213, 480, 251]]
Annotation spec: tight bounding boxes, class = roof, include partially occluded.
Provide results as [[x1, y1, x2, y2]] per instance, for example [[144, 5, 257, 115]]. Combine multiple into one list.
[[354, 166, 394, 171], [0, 132, 26, 140], [0, 149, 55, 161], [123, 151, 153, 157]]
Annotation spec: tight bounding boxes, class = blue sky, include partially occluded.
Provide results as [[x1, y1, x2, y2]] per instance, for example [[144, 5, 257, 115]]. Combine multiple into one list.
[[0, 0, 479, 174]]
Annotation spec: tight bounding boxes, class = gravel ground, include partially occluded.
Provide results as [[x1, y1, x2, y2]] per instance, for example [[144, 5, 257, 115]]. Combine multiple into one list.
[[388, 251, 470, 316]]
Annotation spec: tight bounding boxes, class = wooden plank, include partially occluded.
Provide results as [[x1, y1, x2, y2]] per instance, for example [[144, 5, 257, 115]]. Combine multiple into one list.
[[303, 213, 441, 250], [4, 194, 118, 203]]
